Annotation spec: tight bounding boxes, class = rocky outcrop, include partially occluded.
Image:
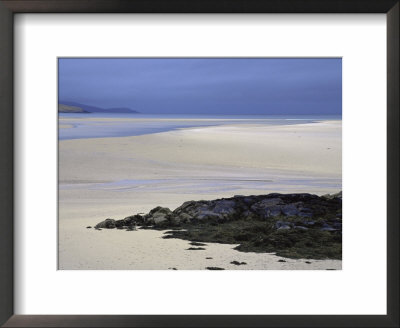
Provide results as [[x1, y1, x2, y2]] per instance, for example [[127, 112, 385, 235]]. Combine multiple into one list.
[[147, 206, 172, 224], [95, 192, 342, 231], [93, 192, 342, 259]]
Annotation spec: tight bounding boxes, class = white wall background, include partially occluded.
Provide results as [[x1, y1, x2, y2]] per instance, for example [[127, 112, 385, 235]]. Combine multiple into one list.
[[14, 14, 386, 315]]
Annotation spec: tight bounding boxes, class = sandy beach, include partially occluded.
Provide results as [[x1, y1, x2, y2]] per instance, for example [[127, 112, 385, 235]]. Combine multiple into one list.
[[58, 119, 342, 270]]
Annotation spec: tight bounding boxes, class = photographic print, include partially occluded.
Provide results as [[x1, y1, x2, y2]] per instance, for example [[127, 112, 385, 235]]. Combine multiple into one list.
[[58, 58, 342, 270]]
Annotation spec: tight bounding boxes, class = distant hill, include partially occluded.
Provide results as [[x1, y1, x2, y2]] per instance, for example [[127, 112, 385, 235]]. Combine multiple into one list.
[[58, 104, 88, 113], [60, 101, 139, 113]]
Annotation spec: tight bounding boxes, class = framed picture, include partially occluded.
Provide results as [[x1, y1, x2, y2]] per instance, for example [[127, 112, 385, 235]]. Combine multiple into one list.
[[0, 0, 398, 327]]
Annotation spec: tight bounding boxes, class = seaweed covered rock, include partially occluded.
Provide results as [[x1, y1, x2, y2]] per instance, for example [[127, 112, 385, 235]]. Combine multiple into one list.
[[93, 192, 342, 259], [95, 192, 342, 229], [172, 200, 238, 222]]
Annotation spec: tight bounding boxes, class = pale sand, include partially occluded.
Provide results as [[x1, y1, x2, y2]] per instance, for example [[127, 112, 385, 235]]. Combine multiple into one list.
[[59, 120, 342, 270], [60, 218, 341, 270], [58, 124, 74, 129]]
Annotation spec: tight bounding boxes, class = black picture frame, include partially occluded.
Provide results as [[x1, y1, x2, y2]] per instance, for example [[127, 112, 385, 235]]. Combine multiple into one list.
[[0, 1, 398, 327]]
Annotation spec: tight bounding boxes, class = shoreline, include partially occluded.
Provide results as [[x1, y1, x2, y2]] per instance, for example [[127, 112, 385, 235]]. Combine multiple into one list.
[[58, 116, 341, 141]]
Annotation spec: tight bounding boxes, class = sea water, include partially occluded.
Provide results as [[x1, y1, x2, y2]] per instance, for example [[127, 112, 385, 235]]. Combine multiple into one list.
[[58, 113, 341, 140]]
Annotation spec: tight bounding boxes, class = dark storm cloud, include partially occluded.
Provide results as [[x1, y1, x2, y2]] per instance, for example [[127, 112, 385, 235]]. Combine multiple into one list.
[[58, 58, 341, 115]]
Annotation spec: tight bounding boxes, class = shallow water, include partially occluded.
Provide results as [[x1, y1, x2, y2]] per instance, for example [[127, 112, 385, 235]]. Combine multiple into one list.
[[58, 114, 341, 140]]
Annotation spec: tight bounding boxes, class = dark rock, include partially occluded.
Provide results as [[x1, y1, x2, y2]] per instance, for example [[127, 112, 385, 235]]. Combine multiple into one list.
[[206, 267, 225, 270], [303, 220, 316, 226], [275, 221, 291, 230], [120, 193, 341, 227], [86, 226, 92, 229], [120, 214, 143, 226], [213, 200, 237, 215], [332, 222, 342, 229], [173, 201, 198, 216], [281, 203, 299, 216], [146, 206, 172, 224], [251, 199, 283, 218], [321, 223, 337, 231], [206, 257, 213, 259], [149, 206, 172, 216], [178, 213, 193, 223], [230, 261, 247, 265], [278, 259, 286, 262], [294, 226, 308, 230], [196, 211, 224, 221], [305, 261, 312, 264], [95, 218, 116, 229], [298, 208, 313, 217], [186, 247, 206, 250]]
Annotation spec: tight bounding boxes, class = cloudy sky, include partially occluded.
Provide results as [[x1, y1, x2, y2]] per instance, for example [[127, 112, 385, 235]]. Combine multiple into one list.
[[59, 58, 341, 115]]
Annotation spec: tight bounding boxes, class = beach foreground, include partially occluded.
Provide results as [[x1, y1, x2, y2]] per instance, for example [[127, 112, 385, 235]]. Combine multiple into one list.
[[60, 221, 341, 270], [59, 119, 342, 270]]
